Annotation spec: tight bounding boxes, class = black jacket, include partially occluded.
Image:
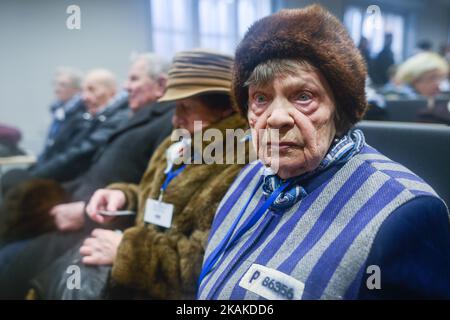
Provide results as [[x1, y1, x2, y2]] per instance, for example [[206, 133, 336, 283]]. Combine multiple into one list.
[[29, 96, 129, 182], [64, 101, 175, 202], [38, 99, 87, 163]]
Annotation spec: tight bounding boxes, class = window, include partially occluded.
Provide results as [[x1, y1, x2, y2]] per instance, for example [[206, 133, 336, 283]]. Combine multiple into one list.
[[150, 0, 196, 58], [199, 0, 237, 53], [150, 0, 273, 58], [344, 5, 405, 63]]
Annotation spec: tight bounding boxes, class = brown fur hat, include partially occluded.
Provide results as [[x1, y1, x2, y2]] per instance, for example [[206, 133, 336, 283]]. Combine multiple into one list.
[[232, 5, 368, 133]]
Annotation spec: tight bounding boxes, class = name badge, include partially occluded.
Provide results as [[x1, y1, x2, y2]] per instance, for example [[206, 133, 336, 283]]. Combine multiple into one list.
[[144, 198, 174, 228], [239, 264, 305, 300]]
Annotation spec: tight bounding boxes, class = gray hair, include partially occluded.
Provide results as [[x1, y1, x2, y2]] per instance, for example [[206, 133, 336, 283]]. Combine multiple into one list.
[[55, 66, 83, 89], [244, 59, 316, 88], [132, 53, 170, 80]]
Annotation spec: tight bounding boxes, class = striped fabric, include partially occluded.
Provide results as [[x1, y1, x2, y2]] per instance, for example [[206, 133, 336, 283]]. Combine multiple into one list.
[[197, 144, 443, 300]]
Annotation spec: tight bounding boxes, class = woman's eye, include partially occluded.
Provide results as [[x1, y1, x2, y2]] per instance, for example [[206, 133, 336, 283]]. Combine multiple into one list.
[[254, 94, 267, 104], [296, 92, 312, 102]]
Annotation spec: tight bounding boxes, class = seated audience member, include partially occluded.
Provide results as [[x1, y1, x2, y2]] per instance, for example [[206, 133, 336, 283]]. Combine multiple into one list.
[[0, 68, 85, 193], [0, 49, 252, 300], [0, 53, 173, 276], [197, 5, 450, 300], [395, 52, 450, 124], [395, 52, 449, 98], [28, 69, 129, 181], [39, 67, 85, 162], [0, 69, 128, 245], [54, 53, 174, 231], [2, 69, 129, 193], [0, 123, 23, 157], [378, 65, 417, 100]]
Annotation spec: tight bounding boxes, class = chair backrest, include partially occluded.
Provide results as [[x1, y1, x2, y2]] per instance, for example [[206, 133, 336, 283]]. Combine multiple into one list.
[[356, 120, 450, 207], [383, 98, 449, 123], [384, 100, 427, 122]]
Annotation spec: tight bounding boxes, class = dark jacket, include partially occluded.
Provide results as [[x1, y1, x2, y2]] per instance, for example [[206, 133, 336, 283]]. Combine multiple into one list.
[[37, 97, 86, 163], [29, 95, 129, 182], [357, 196, 450, 299], [64, 101, 175, 202], [373, 47, 395, 85]]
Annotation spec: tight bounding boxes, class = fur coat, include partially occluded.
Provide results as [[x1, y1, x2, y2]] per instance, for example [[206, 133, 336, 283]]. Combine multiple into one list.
[[108, 113, 253, 299]]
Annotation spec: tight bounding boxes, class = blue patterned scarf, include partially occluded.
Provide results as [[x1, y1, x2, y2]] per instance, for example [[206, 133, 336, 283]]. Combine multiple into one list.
[[262, 129, 365, 211]]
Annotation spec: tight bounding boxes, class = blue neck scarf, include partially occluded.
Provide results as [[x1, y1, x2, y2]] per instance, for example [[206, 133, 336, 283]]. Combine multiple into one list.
[[262, 129, 365, 212]]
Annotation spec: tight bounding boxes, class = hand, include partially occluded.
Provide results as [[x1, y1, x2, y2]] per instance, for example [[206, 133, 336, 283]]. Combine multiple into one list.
[[50, 201, 85, 232], [86, 189, 126, 224], [79, 228, 123, 265]]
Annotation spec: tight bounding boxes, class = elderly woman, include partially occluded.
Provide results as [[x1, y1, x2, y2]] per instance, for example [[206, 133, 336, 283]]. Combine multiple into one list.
[[395, 51, 449, 98], [198, 6, 450, 300], [52, 49, 252, 300]]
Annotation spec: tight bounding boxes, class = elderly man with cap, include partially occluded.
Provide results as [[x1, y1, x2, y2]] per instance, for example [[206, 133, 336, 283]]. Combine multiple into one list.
[[23, 49, 253, 300], [198, 5, 450, 300]]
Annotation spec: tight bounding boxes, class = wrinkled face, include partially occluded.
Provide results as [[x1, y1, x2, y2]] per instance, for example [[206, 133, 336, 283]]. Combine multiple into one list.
[[413, 69, 447, 97], [81, 77, 116, 115], [172, 97, 224, 134], [54, 74, 79, 102], [247, 64, 337, 179], [124, 59, 166, 112]]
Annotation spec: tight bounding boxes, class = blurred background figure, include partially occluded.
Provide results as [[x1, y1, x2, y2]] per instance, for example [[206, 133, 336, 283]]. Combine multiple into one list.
[[37, 67, 85, 165], [42, 67, 85, 157], [415, 39, 433, 54], [28, 68, 128, 181], [1, 69, 128, 196], [373, 33, 395, 86], [0, 53, 175, 287], [358, 36, 375, 82], [395, 52, 449, 98], [358, 36, 371, 67], [378, 64, 417, 100], [394, 51, 450, 124]]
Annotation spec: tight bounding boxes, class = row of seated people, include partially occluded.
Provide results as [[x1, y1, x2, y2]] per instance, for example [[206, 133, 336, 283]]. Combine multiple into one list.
[[0, 5, 449, 300]]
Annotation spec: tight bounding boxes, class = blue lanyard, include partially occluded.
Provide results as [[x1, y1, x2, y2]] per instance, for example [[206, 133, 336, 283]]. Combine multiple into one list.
[[198, 177, 292, 287], [159, 164, 187, 200]]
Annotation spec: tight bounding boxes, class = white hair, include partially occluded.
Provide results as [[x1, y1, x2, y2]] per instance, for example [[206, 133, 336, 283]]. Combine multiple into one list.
[[395, 52, 449, 84], [132, 53, 170, 80], [55, 66, 83, 89]]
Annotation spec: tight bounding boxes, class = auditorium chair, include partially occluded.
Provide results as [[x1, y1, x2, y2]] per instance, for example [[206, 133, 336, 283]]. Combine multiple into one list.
[[356, 120, 450, 207]]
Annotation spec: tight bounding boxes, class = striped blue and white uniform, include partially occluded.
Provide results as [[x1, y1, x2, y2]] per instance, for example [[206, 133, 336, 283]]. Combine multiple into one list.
[[198, 144, 450, 300]]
